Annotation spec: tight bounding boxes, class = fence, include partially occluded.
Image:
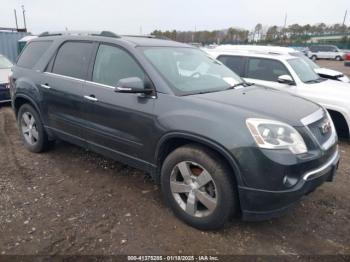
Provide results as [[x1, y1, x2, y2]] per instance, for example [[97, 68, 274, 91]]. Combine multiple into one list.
[[0, 31, 28, 62]]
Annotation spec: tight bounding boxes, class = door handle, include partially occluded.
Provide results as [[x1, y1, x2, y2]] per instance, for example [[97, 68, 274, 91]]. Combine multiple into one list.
[[40, 83, 51, 89], [84, 95, 98, 102]]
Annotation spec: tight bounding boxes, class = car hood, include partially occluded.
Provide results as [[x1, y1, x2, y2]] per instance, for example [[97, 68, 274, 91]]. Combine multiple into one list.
[[0, 68, 11, 84], [189, 86, 320, 126], [301, 79, 350, 99], [315, 67, 343, 77]]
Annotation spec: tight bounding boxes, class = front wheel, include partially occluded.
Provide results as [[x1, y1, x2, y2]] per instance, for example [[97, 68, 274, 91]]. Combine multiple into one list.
[[335, 56, 342, 61], [311, 55, 317, 61], [161, 144, 238, 230]]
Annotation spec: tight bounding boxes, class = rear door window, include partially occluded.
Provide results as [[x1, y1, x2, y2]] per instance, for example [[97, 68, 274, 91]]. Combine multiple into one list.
[[217, 55, 245, 76], [17, 41, 52, 69], [246, 58, 290, 82], [52, 41, 93, 79]]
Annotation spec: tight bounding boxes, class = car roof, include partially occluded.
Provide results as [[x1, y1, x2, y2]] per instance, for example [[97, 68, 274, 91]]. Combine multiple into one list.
[[213, 44, 298, 55], [205, 48, 296, 61], [33, 31, 191, 48]]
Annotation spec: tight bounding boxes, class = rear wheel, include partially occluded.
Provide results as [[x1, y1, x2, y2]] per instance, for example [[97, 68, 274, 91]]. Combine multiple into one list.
[[161, 144, 238, 230], [18, 104, 52, 153]]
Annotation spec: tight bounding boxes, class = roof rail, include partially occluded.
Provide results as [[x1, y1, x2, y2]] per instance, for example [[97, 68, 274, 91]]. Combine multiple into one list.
[[122, 34, 156, 38], [38, 30, 120, 38]]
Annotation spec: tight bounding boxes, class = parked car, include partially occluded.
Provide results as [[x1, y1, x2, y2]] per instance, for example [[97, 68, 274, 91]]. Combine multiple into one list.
[[10, 31, 339, 229], [0, 54, 13, 104], [307, 45, 345, 61], [206, 49, 350, 138], [211, 45, 349, 82], [345, 53, 350, 67]]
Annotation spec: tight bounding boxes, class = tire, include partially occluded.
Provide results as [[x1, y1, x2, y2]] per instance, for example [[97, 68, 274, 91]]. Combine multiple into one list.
[[311, 55, 317, 61], [161, 144, 238, 230], [335, 56, 342, 61], [17, 103, 52, 153]]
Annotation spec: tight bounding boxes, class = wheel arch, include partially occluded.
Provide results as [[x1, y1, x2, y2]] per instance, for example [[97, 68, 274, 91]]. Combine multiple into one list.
[[327, 109, 350, 139], [13, 94, 41, 119], [154, 132, 243, 186]]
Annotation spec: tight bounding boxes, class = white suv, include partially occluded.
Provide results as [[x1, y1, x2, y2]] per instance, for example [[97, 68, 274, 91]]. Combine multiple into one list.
[[210, 45, 349, 83], [205, 48, 350, 138], [307, 45, 345, 61]]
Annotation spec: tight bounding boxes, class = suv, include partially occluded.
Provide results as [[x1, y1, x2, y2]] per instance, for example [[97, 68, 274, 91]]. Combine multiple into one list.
[[206, 49, 350, 139], [307, 45, 345, 61], [10, 31, 339, 229], [209, 45, 349, 82]]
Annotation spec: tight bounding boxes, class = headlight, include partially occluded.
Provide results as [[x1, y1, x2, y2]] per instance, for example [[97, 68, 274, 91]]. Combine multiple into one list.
[[246, 118, 307, 154]]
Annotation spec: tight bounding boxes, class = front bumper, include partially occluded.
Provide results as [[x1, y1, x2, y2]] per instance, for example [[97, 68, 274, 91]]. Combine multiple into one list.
[[0, 83, 11, 103], [239, 149, 340, 221]]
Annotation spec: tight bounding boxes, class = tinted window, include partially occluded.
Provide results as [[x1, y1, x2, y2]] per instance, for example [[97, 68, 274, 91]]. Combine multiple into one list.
[[246, 58, 290, 82], [52, 42, 93, 79], [217, 55, 245, 76], [92, 44, 145, 86], [17, 41, 52, 69]]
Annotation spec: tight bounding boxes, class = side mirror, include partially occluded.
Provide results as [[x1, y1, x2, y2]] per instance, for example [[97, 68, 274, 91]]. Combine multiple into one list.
[[278, 75, 295, 85], [115, 77, 153, 94]]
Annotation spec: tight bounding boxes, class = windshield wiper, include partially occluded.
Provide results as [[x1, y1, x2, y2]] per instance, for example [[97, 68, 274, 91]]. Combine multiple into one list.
[[227, 82, 254, 90], [305, 78, 325, 84]]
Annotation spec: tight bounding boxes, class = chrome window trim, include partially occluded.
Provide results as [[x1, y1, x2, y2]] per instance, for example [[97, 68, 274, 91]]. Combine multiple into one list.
[[302, 149, 339, 181], [301, 108, 324, 125], [85, 80, 115, 90], [44, 72, 86, 83]]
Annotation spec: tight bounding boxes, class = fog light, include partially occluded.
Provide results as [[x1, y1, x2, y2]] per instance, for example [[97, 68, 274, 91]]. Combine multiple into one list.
[[283, 175, 298, 187]]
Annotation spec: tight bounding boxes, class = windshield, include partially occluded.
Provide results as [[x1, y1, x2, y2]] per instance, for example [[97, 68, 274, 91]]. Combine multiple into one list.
[[0, 56, 13, 69], [290, 52, 319, 69], [287, 58, 321, 83], [141, 47, 243, 95]]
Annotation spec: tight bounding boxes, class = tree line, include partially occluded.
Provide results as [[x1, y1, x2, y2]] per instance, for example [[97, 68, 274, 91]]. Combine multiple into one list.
[[151, 23, 350, 45]]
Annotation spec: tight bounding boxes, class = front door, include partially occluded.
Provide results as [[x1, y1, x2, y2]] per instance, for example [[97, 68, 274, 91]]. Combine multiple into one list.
[[81, 44, 157, 169], [243, 57, 293, 91]]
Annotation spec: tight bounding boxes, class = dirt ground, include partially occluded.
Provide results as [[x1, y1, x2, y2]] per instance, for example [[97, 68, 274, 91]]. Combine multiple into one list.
[[0, 60, 349, 256]]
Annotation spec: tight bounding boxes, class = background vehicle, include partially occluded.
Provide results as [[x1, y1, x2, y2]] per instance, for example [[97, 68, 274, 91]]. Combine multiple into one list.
[[307, 45, 345, 61], [345, 53, 350, 67], [210, 45, 349, 82], [206, 49, 350, 139], [0, 54, 13, 104], [10, 31, 339, 230]]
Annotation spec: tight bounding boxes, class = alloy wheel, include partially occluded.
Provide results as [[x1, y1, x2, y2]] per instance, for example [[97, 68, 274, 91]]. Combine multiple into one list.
[[170, 161, 217, 218], [21, 112, 39, 146]]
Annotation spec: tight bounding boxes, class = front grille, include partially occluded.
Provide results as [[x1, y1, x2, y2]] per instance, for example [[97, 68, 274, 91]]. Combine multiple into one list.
[[308, 115, 333, 146]]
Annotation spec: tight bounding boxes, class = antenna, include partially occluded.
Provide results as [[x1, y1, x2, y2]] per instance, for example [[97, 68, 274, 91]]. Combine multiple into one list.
[[14, 9, 18, 30]]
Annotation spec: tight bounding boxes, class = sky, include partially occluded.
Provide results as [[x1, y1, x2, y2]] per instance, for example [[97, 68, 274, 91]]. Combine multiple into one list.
[[0, 0, 349, 35]]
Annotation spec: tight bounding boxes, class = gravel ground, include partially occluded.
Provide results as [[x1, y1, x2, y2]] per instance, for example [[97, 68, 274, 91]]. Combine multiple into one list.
[[0, 60, 349, 256]]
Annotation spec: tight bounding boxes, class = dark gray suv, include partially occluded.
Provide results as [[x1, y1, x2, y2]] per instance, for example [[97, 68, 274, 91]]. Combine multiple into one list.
[[10, 31, 339, 229]]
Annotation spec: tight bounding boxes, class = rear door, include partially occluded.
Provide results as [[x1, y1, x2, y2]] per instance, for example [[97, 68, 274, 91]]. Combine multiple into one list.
[[243, 57, 293, 90], [41, 41, 94, 143], [80, 43, 156, 169], [318, 46, 329, 59]]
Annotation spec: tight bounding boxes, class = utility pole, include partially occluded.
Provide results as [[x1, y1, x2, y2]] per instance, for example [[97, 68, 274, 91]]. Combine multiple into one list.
[[14, 9, 18, 30], [343, 10, 347, 26], [21, 5, 27, 30]]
